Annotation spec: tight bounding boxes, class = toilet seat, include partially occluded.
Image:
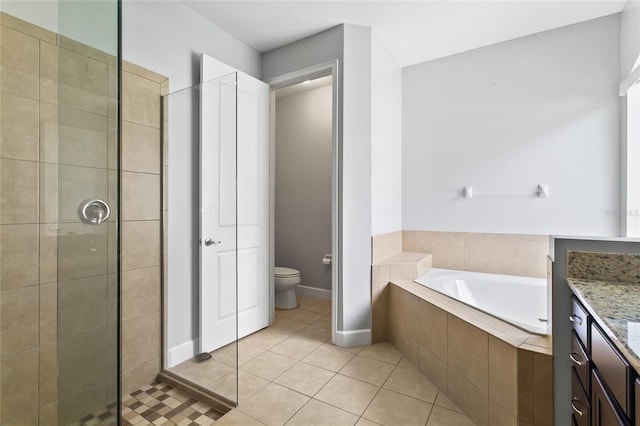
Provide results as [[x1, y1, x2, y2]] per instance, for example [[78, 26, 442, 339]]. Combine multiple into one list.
[[274, 267, 300, 278]]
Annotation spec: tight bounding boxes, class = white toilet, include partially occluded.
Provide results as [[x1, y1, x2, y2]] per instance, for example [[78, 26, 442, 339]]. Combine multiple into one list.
[[274, 267, 301, 309]]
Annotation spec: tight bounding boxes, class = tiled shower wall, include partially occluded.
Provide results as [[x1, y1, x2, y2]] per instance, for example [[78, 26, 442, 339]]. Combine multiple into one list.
[[0, 13, 166, 423]]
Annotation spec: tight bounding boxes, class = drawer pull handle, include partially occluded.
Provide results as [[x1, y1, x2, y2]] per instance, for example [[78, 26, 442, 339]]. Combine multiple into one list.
[[571, 398, 584, 417], [569, 314, 583, 325], [569, 352, 584, 366]]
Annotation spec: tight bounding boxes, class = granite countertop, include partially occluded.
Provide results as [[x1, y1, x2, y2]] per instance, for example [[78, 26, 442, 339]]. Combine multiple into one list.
[[568, 277, 640, 369]]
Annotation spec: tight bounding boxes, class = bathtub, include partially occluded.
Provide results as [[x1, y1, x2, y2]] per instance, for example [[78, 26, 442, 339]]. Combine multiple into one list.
[[414, 268, 548, 335]]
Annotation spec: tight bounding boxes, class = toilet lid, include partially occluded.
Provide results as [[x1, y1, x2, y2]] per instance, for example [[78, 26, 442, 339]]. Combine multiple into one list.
[[274, 267, 300, 277]]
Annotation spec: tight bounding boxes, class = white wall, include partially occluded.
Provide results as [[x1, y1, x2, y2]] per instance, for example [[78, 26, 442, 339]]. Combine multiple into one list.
[[371, 31, 402, 236], [122, 1, 262, 350], [621, 0, 640, 78], [402, 15, 621, 237], [275, 85, 333, 291], [263, 24, 373, 345]]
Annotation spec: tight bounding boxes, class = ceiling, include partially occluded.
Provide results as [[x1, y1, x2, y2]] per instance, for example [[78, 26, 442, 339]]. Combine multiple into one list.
[[182, 0, 627, 67]]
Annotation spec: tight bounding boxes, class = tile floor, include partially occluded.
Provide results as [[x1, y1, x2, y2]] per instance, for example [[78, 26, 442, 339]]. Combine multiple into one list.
[[171, 296, 477, 426], [121, 380, 227, 425]]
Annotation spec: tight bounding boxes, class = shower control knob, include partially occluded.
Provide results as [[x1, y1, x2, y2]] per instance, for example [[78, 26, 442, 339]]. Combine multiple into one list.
[[204, 238, 221, 246]]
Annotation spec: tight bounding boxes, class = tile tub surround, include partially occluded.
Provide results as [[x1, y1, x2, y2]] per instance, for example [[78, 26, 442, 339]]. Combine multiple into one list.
[[403, 230, 549, 278], [388, 280, 553, 426]]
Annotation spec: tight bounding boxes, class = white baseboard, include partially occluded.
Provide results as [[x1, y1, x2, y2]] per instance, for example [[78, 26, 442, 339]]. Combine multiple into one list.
[[167, 339, 198, 368], [334, 328, 371, 347], [296, 285, 332, 301]]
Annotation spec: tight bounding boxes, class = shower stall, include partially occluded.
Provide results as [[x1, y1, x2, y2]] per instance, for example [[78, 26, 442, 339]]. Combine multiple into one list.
[[0, 0, 120, 423]]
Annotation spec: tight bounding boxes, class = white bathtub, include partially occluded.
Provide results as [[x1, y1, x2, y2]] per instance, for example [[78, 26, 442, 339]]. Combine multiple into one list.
[[414, 268, 548, 335]]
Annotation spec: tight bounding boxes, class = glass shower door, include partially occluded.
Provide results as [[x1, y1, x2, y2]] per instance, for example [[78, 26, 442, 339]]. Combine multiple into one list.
[[56, 0, 120, 423]]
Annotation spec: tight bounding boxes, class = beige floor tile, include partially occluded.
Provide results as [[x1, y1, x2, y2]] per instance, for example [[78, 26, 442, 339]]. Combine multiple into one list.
[[325, 342, 364, 354], [239, 383, 308, 426], [270, 317, 309, 335], [215, 409, 266, 425], [294, 324, 331, 343], [383, 366, 438, 402], [270, 336, 322, 360], [314, 374, 379, 415], [305, 302, 331, 315], [209, 369, 269, 403], [296, 296, 320, 310], [339, 355, 395, 386], [355, 418, 381, 426], [426, 405, 476, 426], [398, 357, 418, 370], [303, 345, 356, 372], [313, 315, 332, 329], [240, 351, 297, 381], [286, 399, 358, 426], [433, 391, 463, 413], [362, 388, 433, 426], [241, 329, 289, 350], [358, 343, 403, 365], [169, 358, 234, 386], [212, 341, 266, 368], [277, 308, 326, 324], [273, 361, 335, 397]]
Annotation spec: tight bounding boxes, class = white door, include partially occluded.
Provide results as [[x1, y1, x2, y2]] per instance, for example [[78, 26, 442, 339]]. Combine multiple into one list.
[[199, 54, 270, 353]]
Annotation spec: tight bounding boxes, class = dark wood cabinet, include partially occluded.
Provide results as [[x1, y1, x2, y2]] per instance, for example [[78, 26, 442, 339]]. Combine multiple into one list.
[[592, 370, 630, 426], [569, 295, 636, 426]]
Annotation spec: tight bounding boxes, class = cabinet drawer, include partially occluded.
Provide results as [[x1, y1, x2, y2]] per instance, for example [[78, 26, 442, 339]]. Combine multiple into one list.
[[571, 368, 590, 426], [592, 369, 630, 426], [571, 330, 590, 393], [591, 323, 631, 417], [571, 297, 589, 347]]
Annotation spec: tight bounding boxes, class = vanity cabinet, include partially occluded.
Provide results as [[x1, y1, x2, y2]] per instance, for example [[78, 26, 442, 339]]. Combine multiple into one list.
[[569, 295, 636, 425]]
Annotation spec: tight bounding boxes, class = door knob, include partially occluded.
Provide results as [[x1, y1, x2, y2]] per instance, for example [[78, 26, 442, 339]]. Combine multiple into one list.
[[204, 238, 221, 246]]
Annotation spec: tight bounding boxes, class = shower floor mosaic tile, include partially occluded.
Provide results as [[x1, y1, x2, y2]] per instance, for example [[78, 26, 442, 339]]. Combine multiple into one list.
[[121, 380, 227, 425]]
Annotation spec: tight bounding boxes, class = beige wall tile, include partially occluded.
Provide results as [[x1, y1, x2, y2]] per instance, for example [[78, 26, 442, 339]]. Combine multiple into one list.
[[430, 235, 464, 270], [38, 343, 57, 406], [107, 65, 117, 118], [447, 367, 489, 426], [122, 121, 161, 174], [123, 61, 168, 84], [58, 107, 108, 168], [123, 72, 161, 128], [58, 36, 115, 66], [121, 357, 161, 396], [533, 353, 553, 426], [122, 266, 161, 321], [2, 410, 38, 426], [58, 47, 108, 116], [58, 275, 108, 339], [39, 41, 58, 104], [517, 348, 534, 424], [1, 13, 56, 43], [489, 400, 517, 426], [447, 315, 488, 393], [122, 172, 161, 221], [38, 403, 57, 426], [403, 230, 430, 253], [372, 300, 389, 343], [372, 264, 389, 303], [372, 230, 402, 264], [58, 165, 108, 222], [419, 300, 447, 362], [57, 327, 111, 399], [0, 159, 38, 224], [39, 102, 58, 164], [1, 349, 38, 422], [122, 220, 161, 270], [39, 283, 57, 345], [0, 224, 38, 289], [419, 345, 448, 395], [107, 118, 117, 171], [57, 222, 108, 280], [0, 286, 38, 356], [39, 224, 57, 284], [163, 166, 168, 211], [488, 336, 517, 416], [465, 238, 502, 274], [122, 311, 161, 371], [1, 93, 39, 161], [39, 164, 58, 224], [0, 27, 39, 99], [502, 241, 547, 278]]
